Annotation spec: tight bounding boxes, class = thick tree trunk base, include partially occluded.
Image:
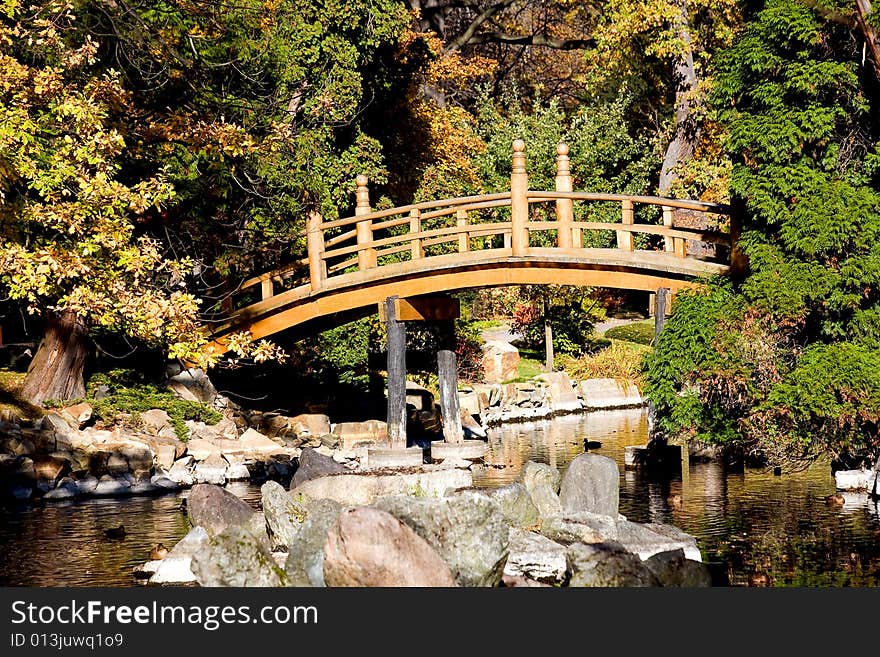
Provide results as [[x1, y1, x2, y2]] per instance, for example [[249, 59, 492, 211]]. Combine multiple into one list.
[[21, 311, 89, 405]]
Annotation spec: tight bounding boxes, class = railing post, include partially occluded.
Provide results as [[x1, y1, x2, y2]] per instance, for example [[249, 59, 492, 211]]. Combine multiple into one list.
[[307, 210, 325, 292], [617, 199, 635, 251], [555, 142, 575, 248], [355, 175, 376, 270], [456, 208, 469, 253], [409, 208, 423, 260], [510, 139, 529, 256], [662, 205, 674, 252], [261, 278, 273, 300]]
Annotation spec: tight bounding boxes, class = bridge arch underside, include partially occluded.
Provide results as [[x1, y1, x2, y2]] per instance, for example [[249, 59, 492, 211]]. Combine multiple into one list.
[[212, 250, 728, 349]]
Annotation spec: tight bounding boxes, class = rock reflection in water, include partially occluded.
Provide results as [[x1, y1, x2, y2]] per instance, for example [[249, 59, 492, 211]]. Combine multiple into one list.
[[477, 408, 880, 587]]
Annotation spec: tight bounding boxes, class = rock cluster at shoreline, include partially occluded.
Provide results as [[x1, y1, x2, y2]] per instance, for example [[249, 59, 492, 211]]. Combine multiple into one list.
[[137, 453, 710, 588], [0, 368, 649, 503]]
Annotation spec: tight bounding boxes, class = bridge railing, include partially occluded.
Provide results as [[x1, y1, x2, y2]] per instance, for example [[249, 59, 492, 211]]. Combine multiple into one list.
[[222, 140, 733, 315]]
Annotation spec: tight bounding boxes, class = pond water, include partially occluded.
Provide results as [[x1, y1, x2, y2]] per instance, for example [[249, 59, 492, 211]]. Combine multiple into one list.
[[1, 408, 878, 586]]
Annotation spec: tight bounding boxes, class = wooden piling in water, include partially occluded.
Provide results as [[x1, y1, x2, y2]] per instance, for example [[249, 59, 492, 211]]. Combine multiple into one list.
[[385, 296, 407, 448]]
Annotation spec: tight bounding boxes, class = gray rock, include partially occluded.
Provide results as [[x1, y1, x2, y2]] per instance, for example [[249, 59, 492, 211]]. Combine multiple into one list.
[[168, 457, 195, 486], [140, 409, 173, 435], [615, 520, 702, 562], [150, 473, 180, 490], [291, 468, 472, 506], [504, 529, 567, 583], [261, 481, 309, 551], [44, 479, 79, 500], [643, 549, 712, 587], [150, 527, 209, 584], [488, 482, 540, 529], [225, 462, 251, 481], [566, 542, 659, 587], [93, 475, 132, 497], [74, 476, 98, 495], [291, 447, 346, 488], [323, 507, 456, 587], [192, 526, 286, 587], [519, 461, 562, 519], [376, 491, 509, 587], [193, 453, 227, 485], [284, 498, 343, 587], [559, 453, 619, 517], [540, 512, 618, 544], [167, 368, 218, 404], [187, 483, 255, 537]]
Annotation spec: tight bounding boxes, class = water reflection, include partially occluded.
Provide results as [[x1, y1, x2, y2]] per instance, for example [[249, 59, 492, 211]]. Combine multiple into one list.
[[476, 408, 880, 587]]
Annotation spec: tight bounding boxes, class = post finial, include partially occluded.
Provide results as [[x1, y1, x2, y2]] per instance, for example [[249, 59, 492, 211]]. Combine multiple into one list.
[[556, 142, 570, 178], [355, 174, 370, 211], [512, 139, 526, 176]]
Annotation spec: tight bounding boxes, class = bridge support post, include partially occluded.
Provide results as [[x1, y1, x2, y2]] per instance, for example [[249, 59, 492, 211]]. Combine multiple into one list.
[[510, 139, 529, 256], [555, 142, 575, 248], [385, 296, 407, 448], [438, 349, 464, 444], [654, 287, 669, 344]]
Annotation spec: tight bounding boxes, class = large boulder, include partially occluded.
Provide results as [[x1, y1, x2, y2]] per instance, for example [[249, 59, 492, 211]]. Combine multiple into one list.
[[488, 482, 540, 529], [238, 428, 283, 454], [566, 542, 658, 587], [284, 498, 344, 587], [150, 527, 209, 584], [331, 420, 388, 450], [187, 483, 255, 537], [519, 461, 562, 519], [537, 372, 582, 413], [376, 491, 509, 587], [579, 378, 643, 410], [292, 468, 472, 507], [323, 507, 456, 587], [504, 529, 567, 584], [481, 340, 519, 384], [261, 481, 309, 551], [191, 526, 287, 587], [291, 447, 346, 488], [616, 521, 702, 562], [643, 549, 712, 587], [289, 414, 332, 437], [559, 453, 620, 518]]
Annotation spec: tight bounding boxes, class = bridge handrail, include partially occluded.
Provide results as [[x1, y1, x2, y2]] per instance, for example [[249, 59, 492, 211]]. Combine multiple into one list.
[[221, 140, 737, 320]]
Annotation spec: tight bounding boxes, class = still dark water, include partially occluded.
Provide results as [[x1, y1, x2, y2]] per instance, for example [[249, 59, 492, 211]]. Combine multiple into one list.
[[1, 408, 878, 586]]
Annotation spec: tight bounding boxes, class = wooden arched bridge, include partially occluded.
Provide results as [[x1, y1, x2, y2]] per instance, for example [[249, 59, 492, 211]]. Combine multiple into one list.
[[206, 140, 735, 354]]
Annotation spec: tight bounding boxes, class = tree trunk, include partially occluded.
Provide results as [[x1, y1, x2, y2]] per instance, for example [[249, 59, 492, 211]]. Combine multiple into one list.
[[658, 0, 701, 197], [20, 311, 89, 405]]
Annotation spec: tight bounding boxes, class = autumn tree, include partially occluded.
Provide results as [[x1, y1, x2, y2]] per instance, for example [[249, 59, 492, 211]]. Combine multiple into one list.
[[0, 1, 202, 403]]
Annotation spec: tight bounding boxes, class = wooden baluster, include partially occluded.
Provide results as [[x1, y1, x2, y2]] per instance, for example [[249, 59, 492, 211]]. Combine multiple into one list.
[[307, 209, 325, 292], [456, 208, 469, 253], [409, 208, 423, 260], [674, 235, 687, 258], [662, 205, 674, 253], [260, 277, 273, 300], [555, 142, 575, 248], [355, 175, 376, 270], [617, 199, 634, 251], [510, 139, 529, 256]]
